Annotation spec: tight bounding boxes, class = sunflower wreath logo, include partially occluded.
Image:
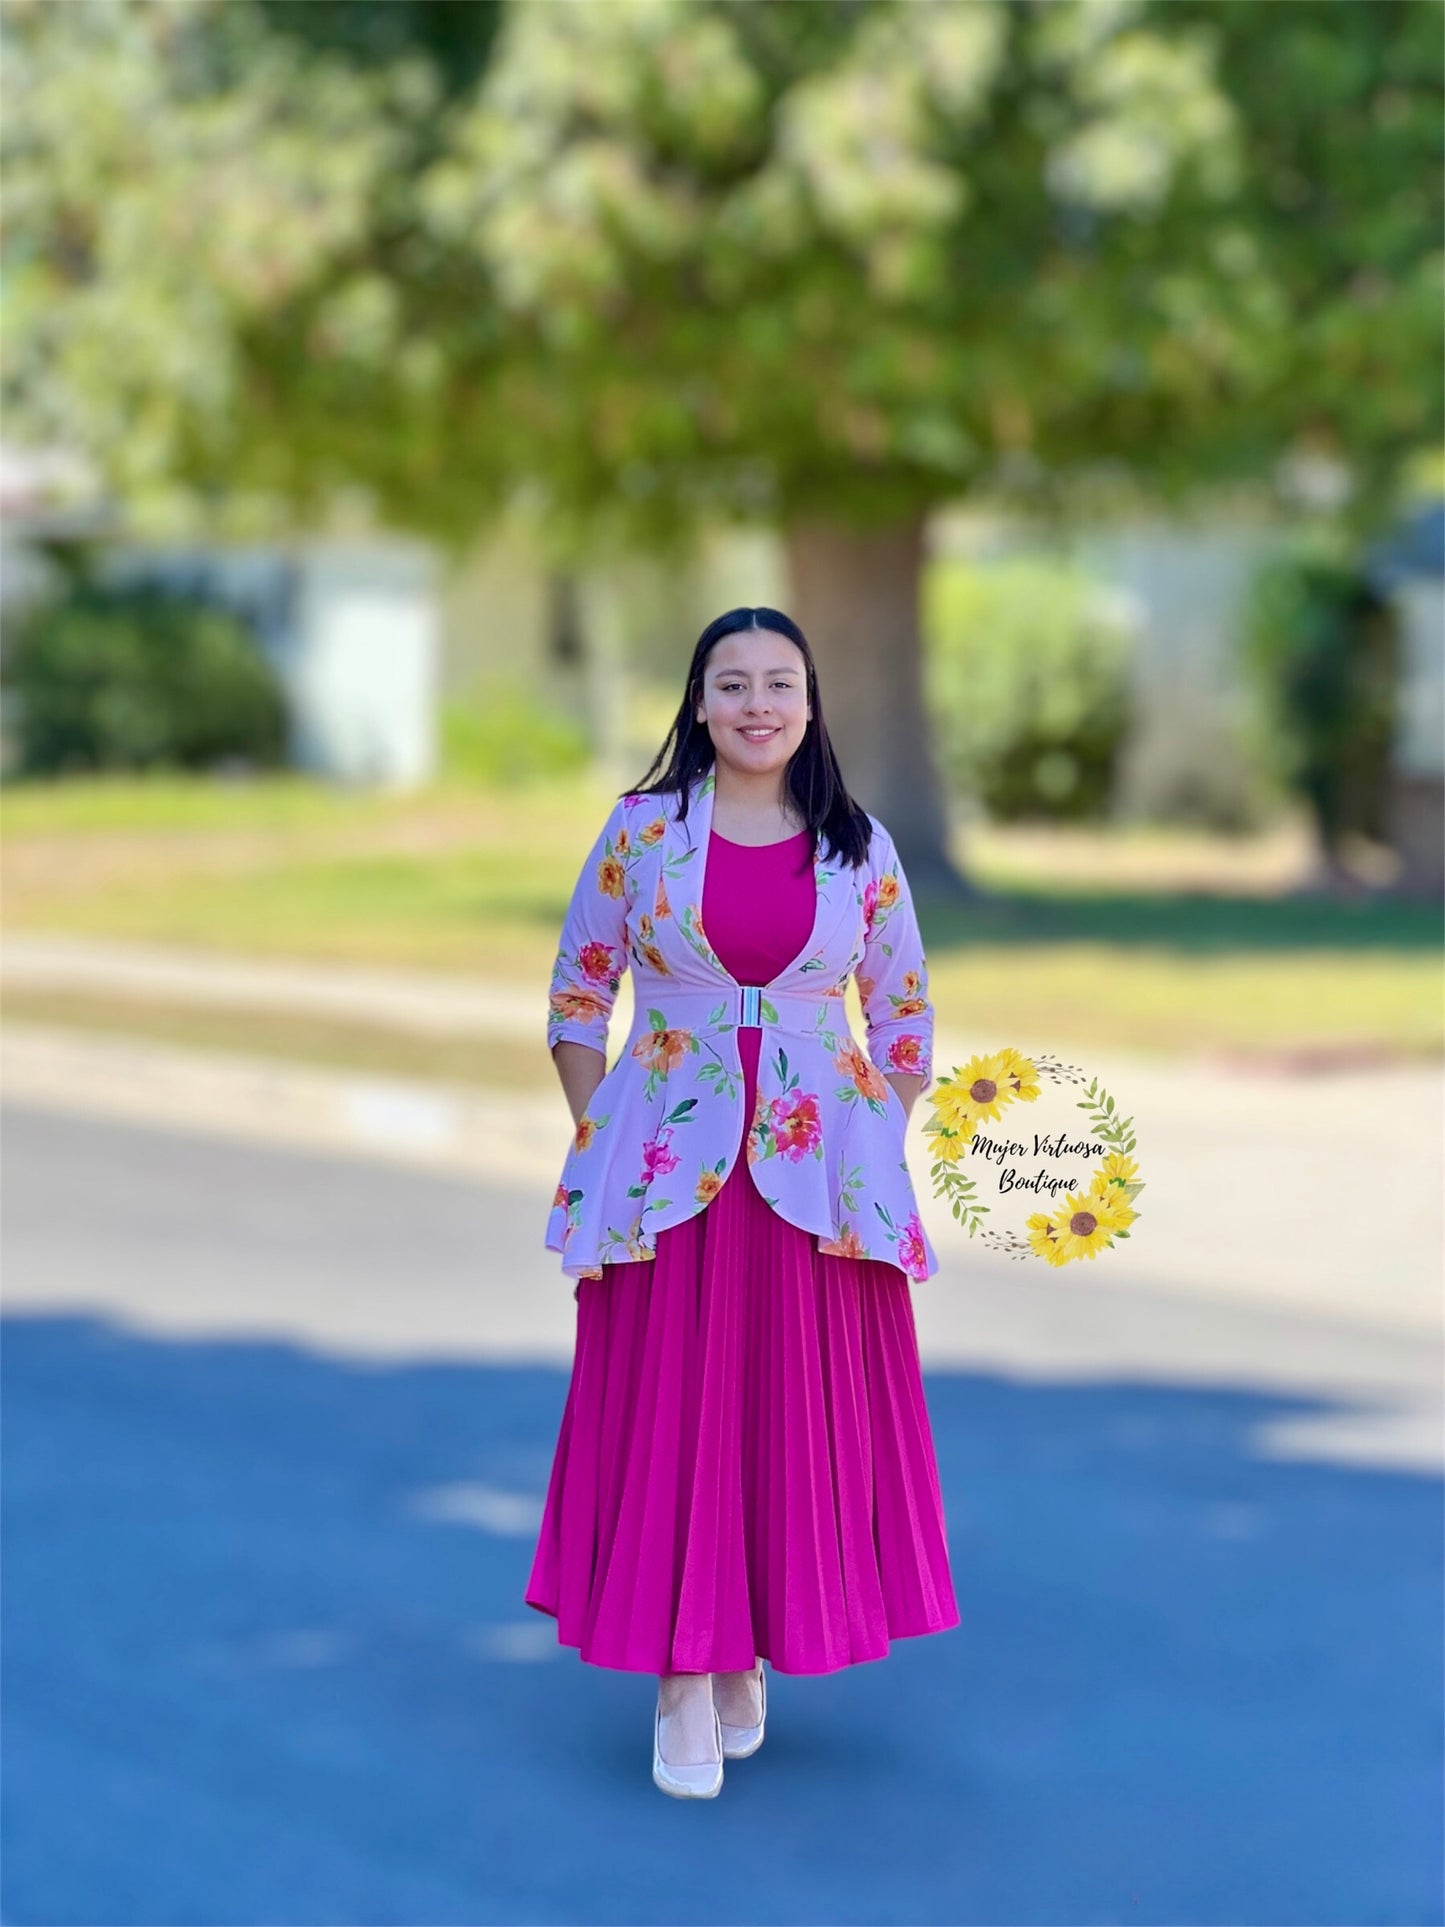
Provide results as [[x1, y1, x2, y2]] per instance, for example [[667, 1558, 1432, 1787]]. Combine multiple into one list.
[[923, 1047, 1143, 1266]]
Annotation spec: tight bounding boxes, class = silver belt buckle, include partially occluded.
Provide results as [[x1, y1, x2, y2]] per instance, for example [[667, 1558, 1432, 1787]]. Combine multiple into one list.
[[739, 985, 761, 1029]]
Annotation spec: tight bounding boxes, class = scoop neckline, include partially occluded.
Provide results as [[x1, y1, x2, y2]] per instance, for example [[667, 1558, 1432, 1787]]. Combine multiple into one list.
[[710, 825, 811, 849]]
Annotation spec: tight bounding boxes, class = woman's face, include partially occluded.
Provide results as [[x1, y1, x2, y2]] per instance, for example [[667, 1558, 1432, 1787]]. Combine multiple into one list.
[[694, 629, 812, 778]]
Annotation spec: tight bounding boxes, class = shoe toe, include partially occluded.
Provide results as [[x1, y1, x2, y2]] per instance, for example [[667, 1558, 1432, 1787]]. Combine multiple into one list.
[[654, 1703, 724, 1797], [660, 1760, 724, 1793]]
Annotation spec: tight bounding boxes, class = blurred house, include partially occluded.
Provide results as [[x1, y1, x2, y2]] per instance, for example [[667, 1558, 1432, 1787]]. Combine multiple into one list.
[[0, 447, 438, 789], [930, 502, 1288, 829], [930, 493, 1444, 896], [4, 440, 1439, 887]]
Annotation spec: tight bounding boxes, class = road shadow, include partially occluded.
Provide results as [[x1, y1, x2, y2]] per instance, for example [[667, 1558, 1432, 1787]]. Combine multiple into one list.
[[3, 1314, 1440, 1926]]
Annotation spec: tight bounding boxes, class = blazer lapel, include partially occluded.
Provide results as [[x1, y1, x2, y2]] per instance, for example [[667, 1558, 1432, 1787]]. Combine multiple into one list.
[[662, 767, 859, 989]]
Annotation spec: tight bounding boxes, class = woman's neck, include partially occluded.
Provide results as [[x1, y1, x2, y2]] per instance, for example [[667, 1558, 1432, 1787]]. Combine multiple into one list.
[[710, 767, 805, 843]]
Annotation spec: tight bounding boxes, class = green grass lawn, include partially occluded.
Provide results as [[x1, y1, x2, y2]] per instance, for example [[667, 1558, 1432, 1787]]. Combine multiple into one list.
[[3, 770, 1440, 1065]]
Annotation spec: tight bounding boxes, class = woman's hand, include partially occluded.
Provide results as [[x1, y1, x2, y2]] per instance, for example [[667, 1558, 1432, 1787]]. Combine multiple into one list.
[[552, 1040, 609, 1130], [884, 1071, 927, 1122]]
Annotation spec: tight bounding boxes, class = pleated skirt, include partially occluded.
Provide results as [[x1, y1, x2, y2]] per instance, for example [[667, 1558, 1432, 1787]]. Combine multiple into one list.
[[525, 1046, 961, 1675]]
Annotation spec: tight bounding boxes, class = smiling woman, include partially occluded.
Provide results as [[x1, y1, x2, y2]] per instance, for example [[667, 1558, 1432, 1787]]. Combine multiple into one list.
[[524, 606, 960, 1800]]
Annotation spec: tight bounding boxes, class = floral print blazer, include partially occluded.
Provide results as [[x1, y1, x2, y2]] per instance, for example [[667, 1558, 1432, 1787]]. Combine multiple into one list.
[[545, 766, 939, 1284]]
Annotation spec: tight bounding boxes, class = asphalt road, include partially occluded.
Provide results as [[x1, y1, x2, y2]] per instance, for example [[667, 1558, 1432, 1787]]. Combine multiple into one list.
[[3, 1101, 1441, 1926]]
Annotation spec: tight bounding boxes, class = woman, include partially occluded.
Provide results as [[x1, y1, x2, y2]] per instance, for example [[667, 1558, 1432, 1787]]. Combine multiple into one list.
[[526, 606, 959, 1797]]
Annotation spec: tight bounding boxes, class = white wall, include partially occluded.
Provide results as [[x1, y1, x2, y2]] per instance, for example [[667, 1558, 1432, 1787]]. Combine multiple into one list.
[[288, 543, 439, 788]]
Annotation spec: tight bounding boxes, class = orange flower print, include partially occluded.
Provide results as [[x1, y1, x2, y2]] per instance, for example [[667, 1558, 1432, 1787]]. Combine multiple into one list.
[[855, 968, 876, 1005], [550, 988, 610, 1027], [632, 914, 672, 976], [639, 817, 667, 847], [834, 1037, 890, 1105], [653, 874, 672, 920], [820, 1224, 867, 1260], [573, 1116, 598, 1152], [695, 1167, 725, 1204], [745, 1085, 771, 1166], [576, 939, 621, 987], [889, 968, 929, 1019], [876, 871, 900, 913], [597, 854, 626, 898], [613, 826, 631, 856], [632, 1027, 692, 1074], [552, 1182, 569, 1210]]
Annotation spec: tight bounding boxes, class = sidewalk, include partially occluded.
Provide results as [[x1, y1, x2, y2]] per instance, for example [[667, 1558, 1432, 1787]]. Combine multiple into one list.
[[4, 933, 1442, 1336]]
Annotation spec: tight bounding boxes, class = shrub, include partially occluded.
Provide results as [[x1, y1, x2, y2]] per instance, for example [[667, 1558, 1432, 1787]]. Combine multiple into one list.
[[3, 582, 289, 778], [1238, 541, 1399, 861], [924, 555, 1135, 822]]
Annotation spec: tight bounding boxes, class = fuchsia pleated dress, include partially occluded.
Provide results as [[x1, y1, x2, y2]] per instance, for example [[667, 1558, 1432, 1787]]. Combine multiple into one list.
[[524, 824, 960, 1674]]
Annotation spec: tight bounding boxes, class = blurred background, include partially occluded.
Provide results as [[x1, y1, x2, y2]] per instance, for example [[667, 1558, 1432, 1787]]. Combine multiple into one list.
[[2, 0, 1441, 1921]]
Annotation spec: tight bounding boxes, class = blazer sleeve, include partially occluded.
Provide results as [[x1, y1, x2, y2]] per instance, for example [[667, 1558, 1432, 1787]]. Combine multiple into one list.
[[857, 821, 935, 1085], [546, 796, 633, 1059]]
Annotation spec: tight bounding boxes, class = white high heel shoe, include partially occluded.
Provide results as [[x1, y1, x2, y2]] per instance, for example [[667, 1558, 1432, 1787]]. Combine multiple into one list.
[[653, 1694, 725, 1799], [717, 1661, 766, 1759]]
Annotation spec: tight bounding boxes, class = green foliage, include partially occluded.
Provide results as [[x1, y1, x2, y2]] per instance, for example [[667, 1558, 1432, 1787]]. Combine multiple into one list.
[[438, 683, 590, 789], [3, 582, 289, 778], [923, 557, 1135, 822], [1158, 0, 1445, 532], [1238, 539, 1399, 855], [7, 0, 1440, 557]]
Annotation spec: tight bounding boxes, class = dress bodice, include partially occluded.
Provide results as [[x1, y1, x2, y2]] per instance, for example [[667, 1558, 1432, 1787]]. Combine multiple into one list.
[[701, 828, 815, 987]]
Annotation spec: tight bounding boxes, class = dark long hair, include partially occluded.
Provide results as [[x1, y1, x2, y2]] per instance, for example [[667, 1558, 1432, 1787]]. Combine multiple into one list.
[[622, 607, 875, 870]]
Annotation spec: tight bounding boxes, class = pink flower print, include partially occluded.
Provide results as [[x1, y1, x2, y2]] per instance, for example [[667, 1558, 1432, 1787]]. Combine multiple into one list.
[[897, 1213, 929, 1281], [769, 1091, 823, 1162], [577, 939, 620, 986], [640, 1131, 681, 1182], [862, 878, 879, 932], [886, 1033, 928, 1076]]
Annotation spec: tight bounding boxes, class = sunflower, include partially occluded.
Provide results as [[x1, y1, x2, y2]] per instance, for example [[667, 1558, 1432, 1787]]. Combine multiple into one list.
[[1094, 1150, 1139, 1187], [1088, 1169, 1138, 1230], [1048, 1185, 1130, 1263], [994, 1046, 1041, 1104], [923, 1048, 1024, 1165], [1026, 1210, 1068, 1266]]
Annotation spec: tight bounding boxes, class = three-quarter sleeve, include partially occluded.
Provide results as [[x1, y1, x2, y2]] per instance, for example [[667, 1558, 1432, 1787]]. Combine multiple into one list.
[[856, 822, 934, 1085], [546, 796, 633, 1058]]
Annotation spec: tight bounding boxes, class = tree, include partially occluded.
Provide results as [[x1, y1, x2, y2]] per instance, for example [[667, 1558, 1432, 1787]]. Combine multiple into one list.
[[5, 0, 1440, 886]]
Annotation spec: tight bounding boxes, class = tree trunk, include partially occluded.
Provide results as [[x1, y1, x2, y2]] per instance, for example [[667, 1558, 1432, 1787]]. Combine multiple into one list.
[[783, 511, 973, 897]]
